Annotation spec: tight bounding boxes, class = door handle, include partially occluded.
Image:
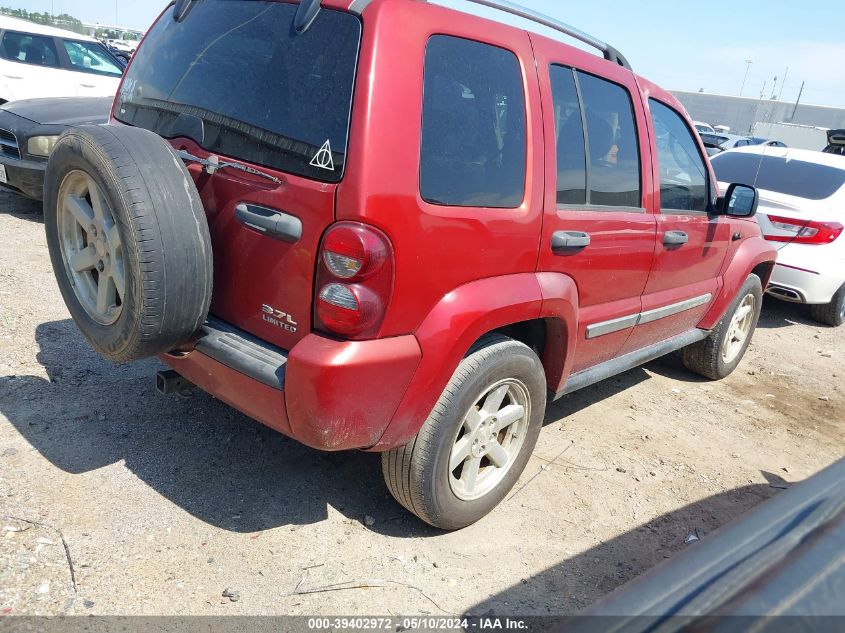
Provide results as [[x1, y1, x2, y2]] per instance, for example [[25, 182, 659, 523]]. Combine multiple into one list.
[[551, 231, 591, 252], [79, 83, 96, 88], [4, 75, 23, 79], [663, 230, 689, 246], [235, 203, 302, 243]]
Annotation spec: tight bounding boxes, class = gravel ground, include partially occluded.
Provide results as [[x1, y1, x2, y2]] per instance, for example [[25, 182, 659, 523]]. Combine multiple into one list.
[[1, 189, 843, 616]]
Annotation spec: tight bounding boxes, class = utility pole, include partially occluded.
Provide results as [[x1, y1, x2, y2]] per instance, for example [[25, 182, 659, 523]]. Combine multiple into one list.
[[739, 59, 753, 97], [790, 82, 805, 122], [778, 67, 789, 101]]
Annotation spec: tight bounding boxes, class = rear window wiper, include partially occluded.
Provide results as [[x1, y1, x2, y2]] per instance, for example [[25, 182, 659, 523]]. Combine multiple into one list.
[[176, 149, 282, 185]]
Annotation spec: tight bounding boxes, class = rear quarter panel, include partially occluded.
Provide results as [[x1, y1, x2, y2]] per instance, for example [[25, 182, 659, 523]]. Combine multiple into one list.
[[336, 0, 545, 338]]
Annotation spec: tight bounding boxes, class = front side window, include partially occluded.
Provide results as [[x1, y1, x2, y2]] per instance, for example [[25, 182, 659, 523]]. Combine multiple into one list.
[[649, 99, 709, 212], [577, 72, 641, 208], [1, 31, 60, 68], [420, 35, 526, 208], [550, 65, 586, 205], [63, 40, 123, 77]]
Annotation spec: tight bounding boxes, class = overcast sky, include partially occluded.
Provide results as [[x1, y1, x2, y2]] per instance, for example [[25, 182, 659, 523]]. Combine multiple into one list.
[[9, 0, 844, 108]]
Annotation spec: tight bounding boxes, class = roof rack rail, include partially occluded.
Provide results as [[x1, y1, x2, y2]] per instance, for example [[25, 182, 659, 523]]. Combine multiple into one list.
[[458, 0, 632, 71]]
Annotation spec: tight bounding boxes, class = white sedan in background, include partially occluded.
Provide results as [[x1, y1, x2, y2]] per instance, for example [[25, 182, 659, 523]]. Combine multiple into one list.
[[712, 146, 845, 326], [0, 15, 122, 103]]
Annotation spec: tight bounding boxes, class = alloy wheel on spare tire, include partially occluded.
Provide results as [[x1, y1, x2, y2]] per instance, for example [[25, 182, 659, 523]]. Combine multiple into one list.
[[44, 124, 213, 362]]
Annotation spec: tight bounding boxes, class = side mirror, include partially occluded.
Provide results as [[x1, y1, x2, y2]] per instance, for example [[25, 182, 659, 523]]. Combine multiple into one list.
[[718, 183, 758, 218]]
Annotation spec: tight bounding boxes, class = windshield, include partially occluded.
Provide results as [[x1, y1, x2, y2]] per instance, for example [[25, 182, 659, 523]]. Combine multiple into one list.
[[115, 1, 361, 183], [712, 152, 845, 200]]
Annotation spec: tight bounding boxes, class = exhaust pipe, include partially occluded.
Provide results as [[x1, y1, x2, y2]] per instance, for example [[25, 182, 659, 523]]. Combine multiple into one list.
[[156, 370, 195, 396], [767, 285, 804, 302]]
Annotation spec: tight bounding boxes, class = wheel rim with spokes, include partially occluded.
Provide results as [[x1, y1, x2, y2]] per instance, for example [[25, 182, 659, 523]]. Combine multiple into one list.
[[721, 293, 755, 364], [57, 170, 126, 326], [448, 378, 530, 502]]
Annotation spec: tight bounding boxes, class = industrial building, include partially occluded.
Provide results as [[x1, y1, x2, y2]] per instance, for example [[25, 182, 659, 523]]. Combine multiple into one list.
[[671, 90, 845, 136]]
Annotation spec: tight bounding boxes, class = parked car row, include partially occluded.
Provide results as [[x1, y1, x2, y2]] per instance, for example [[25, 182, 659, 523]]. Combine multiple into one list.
[[700, 131, 787, 156], [0, 15, 122, 198]]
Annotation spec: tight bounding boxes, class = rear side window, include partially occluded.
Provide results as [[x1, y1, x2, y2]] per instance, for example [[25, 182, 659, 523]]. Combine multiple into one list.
[[577, 73, 641, 208], [115, 1, 361, 182], [712, 153, 845, 200], [649, 99, 709, 212], [550, 65, 586, 205], [1, 31, 60, 68], [62, 40, 123, 77], [420, 35, 526, 208]]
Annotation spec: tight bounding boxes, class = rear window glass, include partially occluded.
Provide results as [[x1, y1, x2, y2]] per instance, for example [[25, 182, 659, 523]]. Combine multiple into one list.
[[420, 35, 526, 208], [712, 152, 845, 200], [115, 1, 361, 183]]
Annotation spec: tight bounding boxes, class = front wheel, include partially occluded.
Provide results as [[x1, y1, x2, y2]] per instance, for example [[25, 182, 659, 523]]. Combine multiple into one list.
[[382, 335, 546, 530], [682, 274, 763, 380]]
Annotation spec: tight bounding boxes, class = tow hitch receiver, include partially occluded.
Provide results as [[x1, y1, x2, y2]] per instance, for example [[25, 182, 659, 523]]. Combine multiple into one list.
[[156, 369, 195, 396]]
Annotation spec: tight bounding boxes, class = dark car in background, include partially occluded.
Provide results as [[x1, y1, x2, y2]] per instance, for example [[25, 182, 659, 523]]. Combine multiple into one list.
[[0, 96, 112, 200], [825, 129, 845, 156]]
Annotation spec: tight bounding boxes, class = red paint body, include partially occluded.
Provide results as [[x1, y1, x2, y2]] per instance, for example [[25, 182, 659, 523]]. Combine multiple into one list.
[[122, 0, 778, 451]]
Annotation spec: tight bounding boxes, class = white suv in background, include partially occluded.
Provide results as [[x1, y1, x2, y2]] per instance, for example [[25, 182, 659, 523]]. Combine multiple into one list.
[[712, 146, 845, 326], [0, 15, 122, 103]]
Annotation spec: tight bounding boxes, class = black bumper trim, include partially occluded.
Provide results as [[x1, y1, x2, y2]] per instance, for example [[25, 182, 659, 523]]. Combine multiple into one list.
[[194, 316, 288, 391]]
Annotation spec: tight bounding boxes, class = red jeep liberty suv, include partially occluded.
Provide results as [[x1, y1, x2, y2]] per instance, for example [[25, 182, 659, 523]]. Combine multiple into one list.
[[43, 0, 777, 529]]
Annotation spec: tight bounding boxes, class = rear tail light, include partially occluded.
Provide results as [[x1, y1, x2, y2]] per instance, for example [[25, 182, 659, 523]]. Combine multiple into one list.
[[764, 215, 843, 245], [315, 222, 393, 338]]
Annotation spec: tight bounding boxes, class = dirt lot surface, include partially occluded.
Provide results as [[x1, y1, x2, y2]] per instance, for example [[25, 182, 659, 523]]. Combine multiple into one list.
[[1, 189, 843, 617]]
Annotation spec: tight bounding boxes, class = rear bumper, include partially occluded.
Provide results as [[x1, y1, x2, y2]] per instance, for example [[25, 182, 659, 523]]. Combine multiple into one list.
[[768, 260, 844, 305], [160, 317, 422, 451]]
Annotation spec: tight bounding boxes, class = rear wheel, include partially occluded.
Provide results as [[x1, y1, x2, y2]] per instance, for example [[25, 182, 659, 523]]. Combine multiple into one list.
[[382, 335, 546, 530], [808, 283, 845, 327], [682, 274, 763, 380]]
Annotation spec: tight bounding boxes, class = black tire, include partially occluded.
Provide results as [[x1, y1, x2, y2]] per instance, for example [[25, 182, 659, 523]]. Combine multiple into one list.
[[382, 334, 547, 530], [808, 283, 845, 327], [682, 274, 763, 380], [44, 124, 212, 363]]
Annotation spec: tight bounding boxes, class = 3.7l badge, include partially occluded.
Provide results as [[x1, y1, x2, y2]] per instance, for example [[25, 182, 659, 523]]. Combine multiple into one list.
[[262, 304, 298, 333]]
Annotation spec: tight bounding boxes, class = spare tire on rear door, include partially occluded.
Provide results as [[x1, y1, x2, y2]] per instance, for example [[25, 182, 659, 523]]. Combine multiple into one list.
[[43, 124, 212, 363]]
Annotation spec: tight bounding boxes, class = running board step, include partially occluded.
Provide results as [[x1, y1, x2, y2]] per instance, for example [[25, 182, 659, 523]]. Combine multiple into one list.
[[556, 329, 708, 399], [194, 316, 288, 391]]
